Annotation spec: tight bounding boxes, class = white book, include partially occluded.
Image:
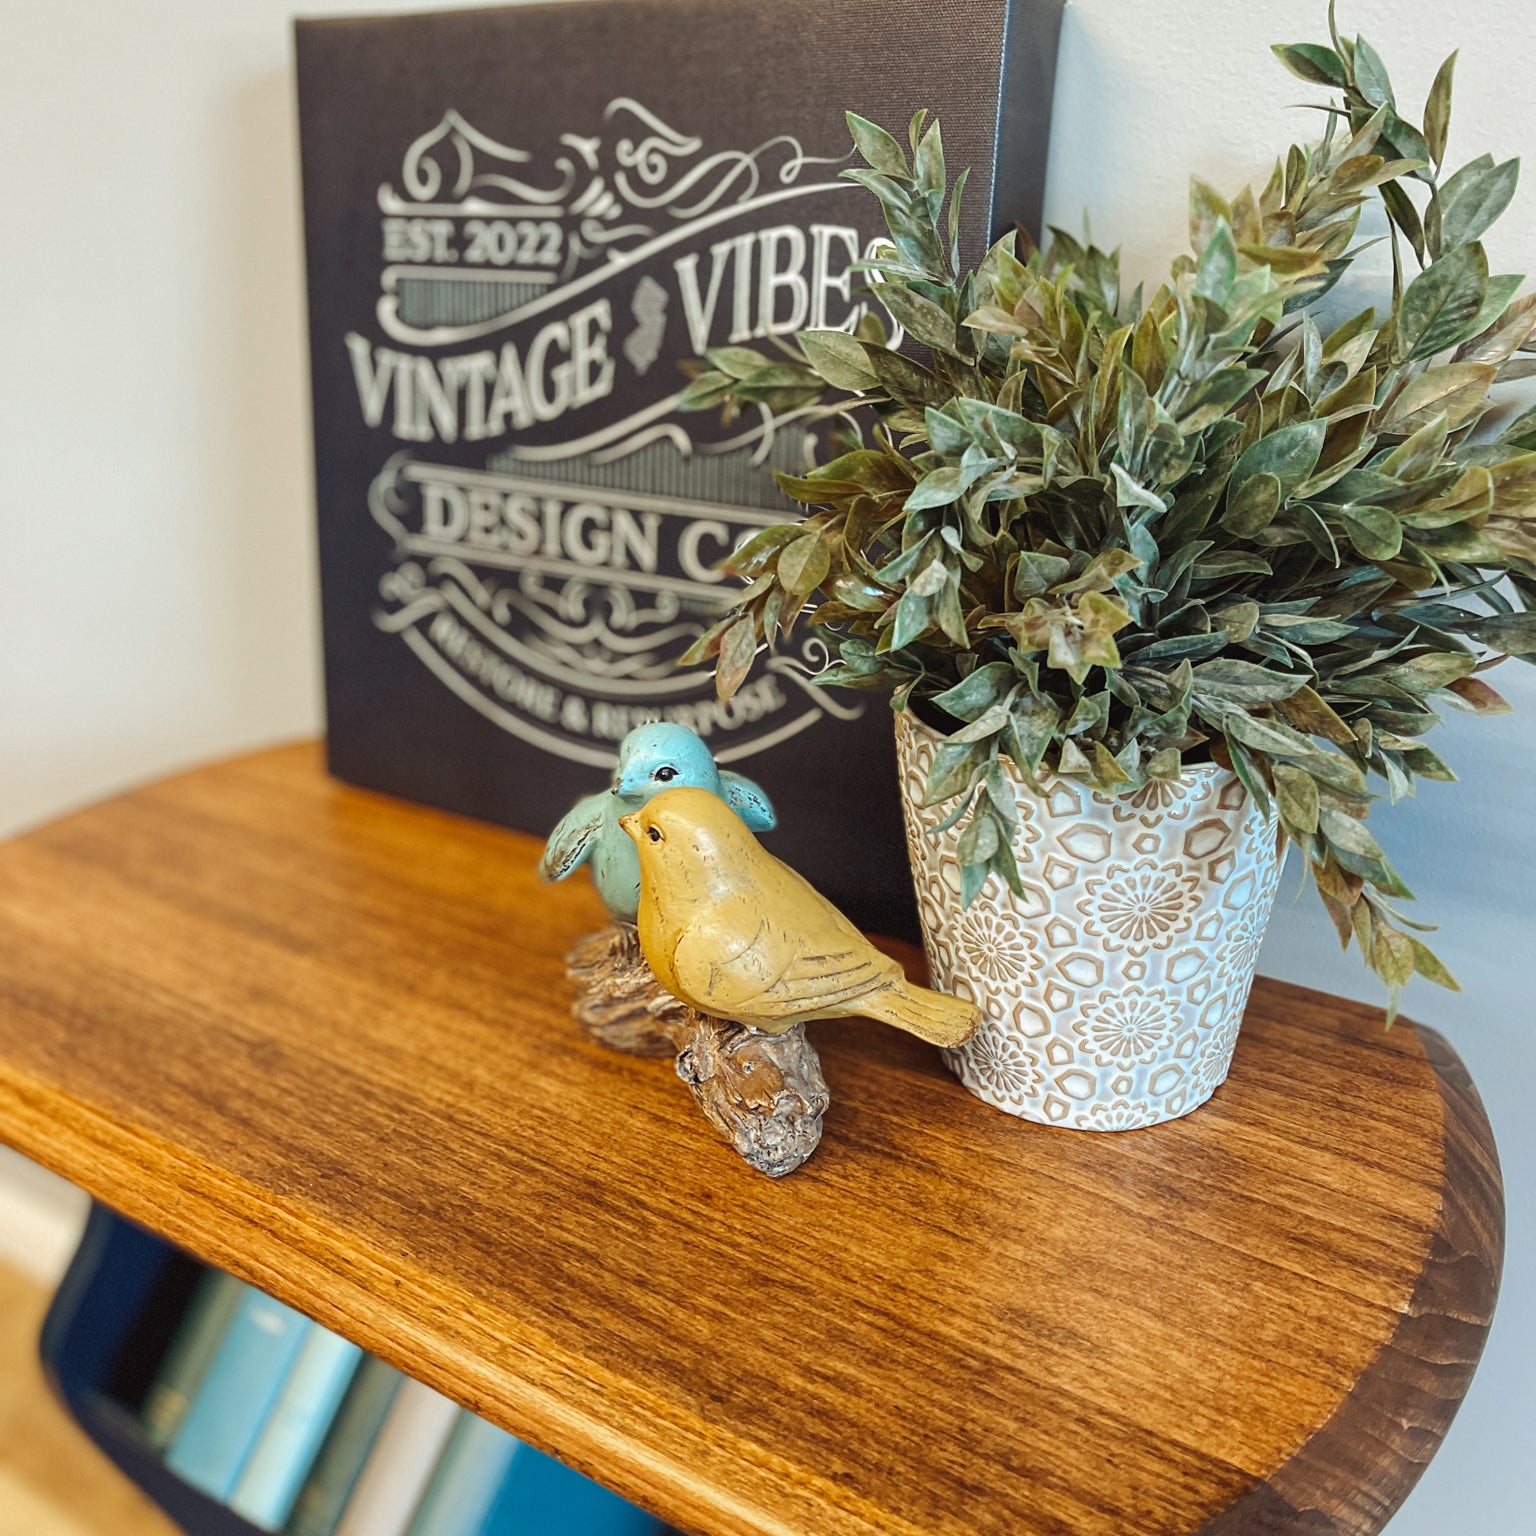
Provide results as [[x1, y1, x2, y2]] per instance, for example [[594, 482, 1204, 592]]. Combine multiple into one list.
[[334, 1378, 460, 1536]]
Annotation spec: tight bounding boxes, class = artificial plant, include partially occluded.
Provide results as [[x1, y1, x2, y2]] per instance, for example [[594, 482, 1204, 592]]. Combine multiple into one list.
[[680, 8, 1536, 1010]]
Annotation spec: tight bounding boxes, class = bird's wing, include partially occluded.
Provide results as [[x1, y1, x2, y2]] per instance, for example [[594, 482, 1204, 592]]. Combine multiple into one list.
[[718, 771, 777, 832], [540, 794, 607, 881], [671, 905, 896, 1025]]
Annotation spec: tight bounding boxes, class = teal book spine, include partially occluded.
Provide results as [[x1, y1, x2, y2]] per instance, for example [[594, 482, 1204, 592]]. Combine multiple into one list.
[[284, 1356, 402, 1536], [229, 1325, 365, 1530], [479, 1446, 664, 1536], [140, 1269, 247, 1451], [404, 1411, 519, 1536], [163, 1288, 309, 1500]]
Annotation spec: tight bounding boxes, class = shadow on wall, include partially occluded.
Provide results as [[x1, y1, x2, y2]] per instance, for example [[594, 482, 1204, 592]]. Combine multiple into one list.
[[207, 70, 321, 749]]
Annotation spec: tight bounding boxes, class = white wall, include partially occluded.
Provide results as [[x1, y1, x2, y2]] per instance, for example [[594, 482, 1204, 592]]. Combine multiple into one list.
[[0, 0, 1530, 1529]]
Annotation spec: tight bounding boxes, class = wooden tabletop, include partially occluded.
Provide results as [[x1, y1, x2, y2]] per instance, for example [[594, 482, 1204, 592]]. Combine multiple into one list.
[[0, 745, 1502, 1536]]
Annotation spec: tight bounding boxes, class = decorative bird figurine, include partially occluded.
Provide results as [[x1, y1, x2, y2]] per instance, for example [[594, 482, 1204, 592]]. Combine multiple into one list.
[[620, 787, 980, 1048], [540, 722, 776, 923]]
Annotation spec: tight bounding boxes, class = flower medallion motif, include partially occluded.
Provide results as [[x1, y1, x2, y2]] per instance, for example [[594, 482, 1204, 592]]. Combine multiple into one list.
[[1074, 987, 1180, 1067], [1079, 859, 1201, 956], [1080, 1098, 1153, 1132], [957, 1028, 1043, 1104], [953, 905, 1040, 989], [1192, 1027, 1239, 1097], [1110, 776, 1202, 826], [1217, 902, 1268, 986]]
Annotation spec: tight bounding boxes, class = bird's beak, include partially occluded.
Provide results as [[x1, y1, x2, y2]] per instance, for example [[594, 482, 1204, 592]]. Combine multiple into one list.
[[618, 811, 641, 841]]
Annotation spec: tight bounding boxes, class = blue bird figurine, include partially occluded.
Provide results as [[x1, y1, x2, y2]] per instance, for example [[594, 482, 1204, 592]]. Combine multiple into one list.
[[540, 722, 776, 924]]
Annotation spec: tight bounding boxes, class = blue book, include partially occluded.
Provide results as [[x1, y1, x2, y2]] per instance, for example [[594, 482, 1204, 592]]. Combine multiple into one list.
[[405, 1411, 519, 1536], [141, 1269, 247, 1450], [479, 1445, 664, 1536], [164, 1287, 310, 1500], [284, 1356, 402, 1536], [230, 1323, 364, 1530]]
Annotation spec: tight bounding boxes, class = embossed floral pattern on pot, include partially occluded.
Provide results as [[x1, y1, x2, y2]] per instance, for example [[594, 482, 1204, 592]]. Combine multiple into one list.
[[894, 709, 1284, 1131], [953, 904, 1041, 989], [1080, 860, 1201, 956], [1074, 988, 1180, 1067]]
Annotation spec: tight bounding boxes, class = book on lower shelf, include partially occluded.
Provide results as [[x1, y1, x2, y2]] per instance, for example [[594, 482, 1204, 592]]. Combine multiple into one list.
[[164, 1289, 311, 1500], [333, 1377, 461, 1536], [403, 1410, 519, 1536], [139, 1268, 247, 1451], [285, 1356, 403, 1536], [229, 1325, 364, 1530]]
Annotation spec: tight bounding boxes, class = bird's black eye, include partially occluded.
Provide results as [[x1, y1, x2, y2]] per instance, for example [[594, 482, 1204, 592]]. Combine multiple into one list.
[[647, 826, 662, 842], [654, 765, 677, 782]]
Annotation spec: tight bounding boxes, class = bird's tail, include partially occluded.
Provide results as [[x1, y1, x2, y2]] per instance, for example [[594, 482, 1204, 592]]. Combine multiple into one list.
[[862, 978, 981, 1048]]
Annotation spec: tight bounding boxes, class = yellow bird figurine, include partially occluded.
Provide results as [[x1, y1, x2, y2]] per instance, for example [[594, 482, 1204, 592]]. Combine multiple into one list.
[[619, 787, 980, 1048]]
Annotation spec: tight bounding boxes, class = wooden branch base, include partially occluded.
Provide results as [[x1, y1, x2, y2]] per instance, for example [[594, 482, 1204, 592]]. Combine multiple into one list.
[[565, 924, 829, 1178]]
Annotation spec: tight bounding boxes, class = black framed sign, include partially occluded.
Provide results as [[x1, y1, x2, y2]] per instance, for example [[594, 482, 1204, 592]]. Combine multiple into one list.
[[295, 0, 1063, 937]]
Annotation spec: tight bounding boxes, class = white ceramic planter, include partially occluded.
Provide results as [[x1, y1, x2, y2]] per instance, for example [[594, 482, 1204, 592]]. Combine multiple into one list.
[[894, 709, 1283, 1131]]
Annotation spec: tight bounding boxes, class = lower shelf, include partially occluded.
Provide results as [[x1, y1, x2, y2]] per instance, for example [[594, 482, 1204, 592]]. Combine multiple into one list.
[[41, 1204, 674, 1536], [43, 1206, 260, 1536]]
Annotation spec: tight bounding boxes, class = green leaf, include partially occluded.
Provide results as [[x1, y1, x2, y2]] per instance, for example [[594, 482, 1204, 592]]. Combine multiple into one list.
[[924, 406, 972, 458], [845, 112, 908, 178], [796, 329, 878, 391], [704, 346, 772, 379], [1271, 42, 1347, 86], [1411, 938, 1460, 991], [888, 586, 933, 650], [1424, 51, 1457, 170], [1396, 242, 1490, 361], [1434, 156, 1520, 255], [1337, 503, 1404, 561], [776, 533, 830, 596], [1353, 35, 1396, 109], [956, 807, 999, 868], [1111, 463, 1168, 513], [1221, 472, 1282, 536], [932, 662, 1014, 722], [913, 117, 945, 197], [1014, 549, 1072, 598], [1232, 420, 1327, 494], [1194, 219, 1238, 304], [1379, 364, 1494, 434], [1004, 695, 1058, 774], [1273, 763, 1321, 835], [877, 283, 957, 351], [905, 465, 969, 511], [924, 740, 987, 806], [725, 524, 799, 578], [1191, 658, 1310, 705], [1373, 922, 1417, 1015], [863, 345, 946, 409], [1468, 612, 1536, 653], [716, 615, 759, 700], [675, 370, 735, 411], [1052, 548, 1142, 594], [1271, 761, 1320, 835], [1319, 805, 1411, 897]]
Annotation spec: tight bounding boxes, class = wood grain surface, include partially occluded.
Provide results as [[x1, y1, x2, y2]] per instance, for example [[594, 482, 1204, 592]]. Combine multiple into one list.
[[0, 744, 1503, 1536]]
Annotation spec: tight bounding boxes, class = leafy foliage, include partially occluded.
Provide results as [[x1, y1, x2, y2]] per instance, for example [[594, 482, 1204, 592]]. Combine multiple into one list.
[[681, 10, 1536, 1015]]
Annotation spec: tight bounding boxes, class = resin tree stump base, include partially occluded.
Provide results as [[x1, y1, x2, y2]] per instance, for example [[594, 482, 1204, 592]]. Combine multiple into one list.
[[565, 922, 829, 1178]]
